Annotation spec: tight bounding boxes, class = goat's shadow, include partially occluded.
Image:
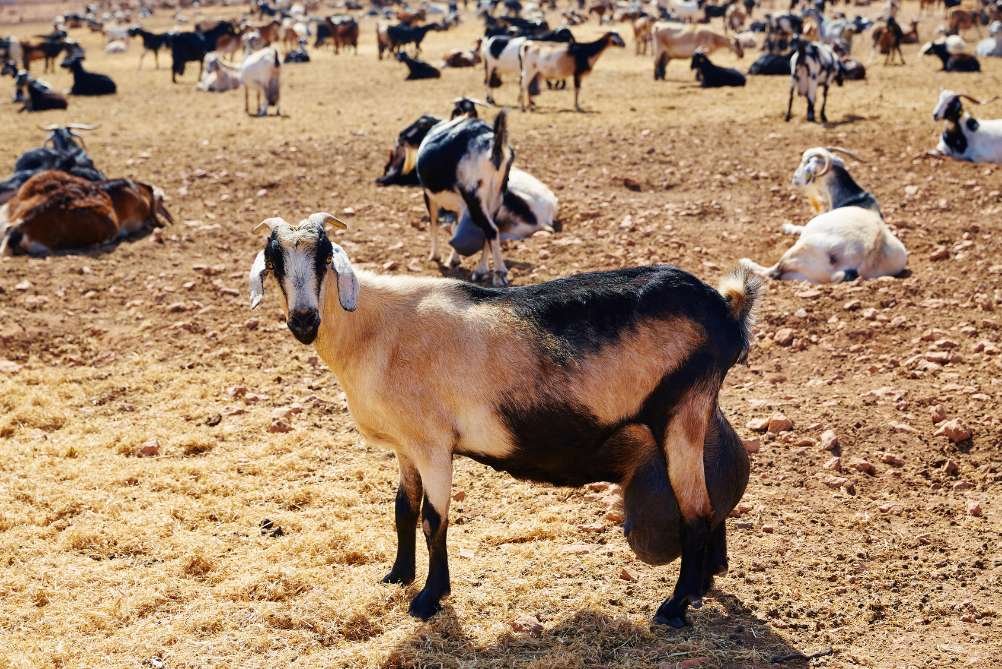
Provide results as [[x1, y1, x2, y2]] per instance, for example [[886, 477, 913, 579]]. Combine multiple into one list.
[[382, 590, 814, 668], [1, 225, 159, 258], [822, 114, 868, 128], [436, 258, 535, 283]]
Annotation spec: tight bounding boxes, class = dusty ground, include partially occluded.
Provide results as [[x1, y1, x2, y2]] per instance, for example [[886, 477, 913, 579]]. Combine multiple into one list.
[[0, 4, 1000, 668]]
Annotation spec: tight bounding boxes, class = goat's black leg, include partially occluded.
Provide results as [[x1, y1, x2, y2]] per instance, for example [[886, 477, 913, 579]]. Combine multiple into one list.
[[654, 517, 710, 628], [408, 454, 452, 620], [805, 94, 816, 123], [819, 84, 829, 123], [701, 521, 728, 596], [785, 85, 795, 121], [573, 73, 582, 111], [384, 455, 422, 585]]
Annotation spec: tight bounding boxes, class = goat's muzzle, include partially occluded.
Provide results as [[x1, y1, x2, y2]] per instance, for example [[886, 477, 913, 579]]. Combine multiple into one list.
[[287, 308, 320, 344]]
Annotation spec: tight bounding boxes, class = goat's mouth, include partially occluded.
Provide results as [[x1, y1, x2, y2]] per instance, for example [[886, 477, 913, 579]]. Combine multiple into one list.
[[287, 310, 320, 344]]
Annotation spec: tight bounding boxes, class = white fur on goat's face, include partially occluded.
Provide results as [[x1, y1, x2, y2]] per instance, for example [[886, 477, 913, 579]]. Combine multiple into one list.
[[932, 89, 961, 121], [772, 238, 842, 283], [248, 213, 357, 345]]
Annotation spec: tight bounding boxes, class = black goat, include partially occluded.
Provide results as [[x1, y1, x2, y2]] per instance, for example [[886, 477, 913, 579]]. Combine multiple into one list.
[[0, 124, 104, 203], [128, 27, 171, 69], [921, 40, 981, 72], [169, 31, 208, 83], [748, 52, 791, 75], [61, 52, 117, 95], [691, 51, 746, 87], [379, 22, 442, 59], [397, 51, 441, 79], [14, 72, 68, 113]]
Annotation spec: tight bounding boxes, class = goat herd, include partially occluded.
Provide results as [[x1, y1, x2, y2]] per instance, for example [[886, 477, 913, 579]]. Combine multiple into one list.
[[0, 0, 998, 635]]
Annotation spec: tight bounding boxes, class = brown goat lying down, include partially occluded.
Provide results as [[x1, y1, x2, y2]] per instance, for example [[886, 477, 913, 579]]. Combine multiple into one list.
[[0, 170, 173, 255]]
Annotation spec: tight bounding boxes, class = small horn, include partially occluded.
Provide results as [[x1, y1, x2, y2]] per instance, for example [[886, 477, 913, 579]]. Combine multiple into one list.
[[38, 123, 59, 131], [251, 216, 286, 233], [306, 211, 348, 230], [959, 94, 999, 105], [826, 146, 865, 163], [66, 122, 97, 130]]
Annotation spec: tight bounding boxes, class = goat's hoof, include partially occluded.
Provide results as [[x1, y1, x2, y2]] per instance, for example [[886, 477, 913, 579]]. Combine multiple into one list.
[[382, 566, 415, 585], [408, 589, 443, 620], [491, 271, 509, 287], [471, 269, 490, 283], [653, 599, 689, 629], [447, 256, 462, 269]]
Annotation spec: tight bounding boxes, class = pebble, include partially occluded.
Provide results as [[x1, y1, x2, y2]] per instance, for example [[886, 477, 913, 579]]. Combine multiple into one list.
[[136, 439, 160, 457], [823, 456, 842, 471], [849, 458, 876, 476], [561, 544, 591, 555], [452, 490, 466, 502], [879, 452, 904, 467], [934, 419, 971, 443], [820, 429, 839, 452], [268, 419, 292, 433], [967, 500, 983, 517], [843, 300, 861, 311], [14, 280, 31, 291], [767, 413, 793, 433], [823, 475, 848, 489], [742, 438, 761, 454], [929, 246, 950, 262], [512, 614, 544, 635], [774, 328, 795, 346], [619, 567, 636, 582], [746, 417, 769, 433], [943, 460, 959, 476], [930, 405, 947, 424], [0, 359, 22, 374]]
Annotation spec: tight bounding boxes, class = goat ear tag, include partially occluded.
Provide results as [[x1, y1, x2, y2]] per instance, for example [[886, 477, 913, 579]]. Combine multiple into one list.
[[329, 247, 359, 312], [249, 250, 267, 309]]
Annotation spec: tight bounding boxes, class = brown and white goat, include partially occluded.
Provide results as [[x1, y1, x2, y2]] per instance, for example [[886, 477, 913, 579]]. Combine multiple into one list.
[[0, 170, 172, 255], [518, 31, 626, 111], [652, 23, 744, 80], [248, 212, 756, 626]]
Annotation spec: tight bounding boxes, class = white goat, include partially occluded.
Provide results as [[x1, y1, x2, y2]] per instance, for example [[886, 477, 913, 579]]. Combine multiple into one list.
[[240, 46, 281, 116], [196, 52, 242, 92], [741, 147, 907, 283], [931, 90, 1002, 164]]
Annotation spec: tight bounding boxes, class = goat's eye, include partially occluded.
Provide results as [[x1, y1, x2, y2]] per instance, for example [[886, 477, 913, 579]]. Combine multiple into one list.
[[265, 259, 273, 270], [326, 254, 334, 265]]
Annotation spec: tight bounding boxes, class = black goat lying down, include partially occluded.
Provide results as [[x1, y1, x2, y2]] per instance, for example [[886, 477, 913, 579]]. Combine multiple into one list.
[[691, 51, 746, 87], [397, 51, 441, 79], [0, 124, 104, 203], [748, 52, 791, 75], [61, 51, 117, 95], [249, 214, 756, 625]]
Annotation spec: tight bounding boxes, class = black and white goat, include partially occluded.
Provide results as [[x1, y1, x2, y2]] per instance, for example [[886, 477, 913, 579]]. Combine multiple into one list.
[[416, 109, 515, 285], [785, 39, 842, 123], [128, 27, 171, 69], [690, 50, 746, 87], [61, 50, 117, 95], [248, 212, 755, 625], [921, 39, 981, 71], [397, 51, 441, 79], [930, 90, 1002, 164], [14, 71, 68, 112], [742, 147, 907, 283], [481, 30, 574, 104]]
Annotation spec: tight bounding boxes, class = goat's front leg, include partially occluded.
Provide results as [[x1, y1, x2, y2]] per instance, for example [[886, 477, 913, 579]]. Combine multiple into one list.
[[383, 453, 422, 585], [425, 192, 441, 263], [784, 84, 795, 121], [488, 237, 509, 286], [471, 243, 491, 282], [573, 73, 582, 112], [409, 451, 453, 620], [819, 83, 829, 123]]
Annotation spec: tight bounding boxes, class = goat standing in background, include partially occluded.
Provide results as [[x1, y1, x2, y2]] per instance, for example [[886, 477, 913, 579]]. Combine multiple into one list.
[[518, 31, 625, 111], [785, 39, 841, 122]]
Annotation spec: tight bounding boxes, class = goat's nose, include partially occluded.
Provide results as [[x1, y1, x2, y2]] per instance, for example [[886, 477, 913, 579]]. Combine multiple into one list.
[[287, 308, 320, 344]]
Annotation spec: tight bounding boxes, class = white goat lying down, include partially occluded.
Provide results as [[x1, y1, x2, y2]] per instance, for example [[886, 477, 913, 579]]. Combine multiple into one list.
[[930, 89, 1002, 164], [196, 52, 242, 92], [741, 147, 908, 283]]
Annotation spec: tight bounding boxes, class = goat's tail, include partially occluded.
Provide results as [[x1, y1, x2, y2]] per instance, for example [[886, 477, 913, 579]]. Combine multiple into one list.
[[717, 265, 760, 359], [490, 109, 508, 166]]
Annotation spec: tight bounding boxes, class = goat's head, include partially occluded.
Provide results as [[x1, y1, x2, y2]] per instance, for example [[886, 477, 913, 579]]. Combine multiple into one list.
[[249, 213, 357, 345], [690, 50, 708, 69], [932, 89, 997, 121], [604, 31, 626, 47], [792, 146, 862, 212]]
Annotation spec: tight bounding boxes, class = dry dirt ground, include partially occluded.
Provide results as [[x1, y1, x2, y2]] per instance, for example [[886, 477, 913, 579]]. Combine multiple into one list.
[[0, 4, 1000, 668]]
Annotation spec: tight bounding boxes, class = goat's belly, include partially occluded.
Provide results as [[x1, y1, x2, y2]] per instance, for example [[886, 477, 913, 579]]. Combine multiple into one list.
[[457, 409, 626, 486]]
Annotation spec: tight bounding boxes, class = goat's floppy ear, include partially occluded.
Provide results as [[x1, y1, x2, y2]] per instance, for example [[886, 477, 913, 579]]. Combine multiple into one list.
[[328, 245, 358, 312], [249, 250, 268, 309]]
